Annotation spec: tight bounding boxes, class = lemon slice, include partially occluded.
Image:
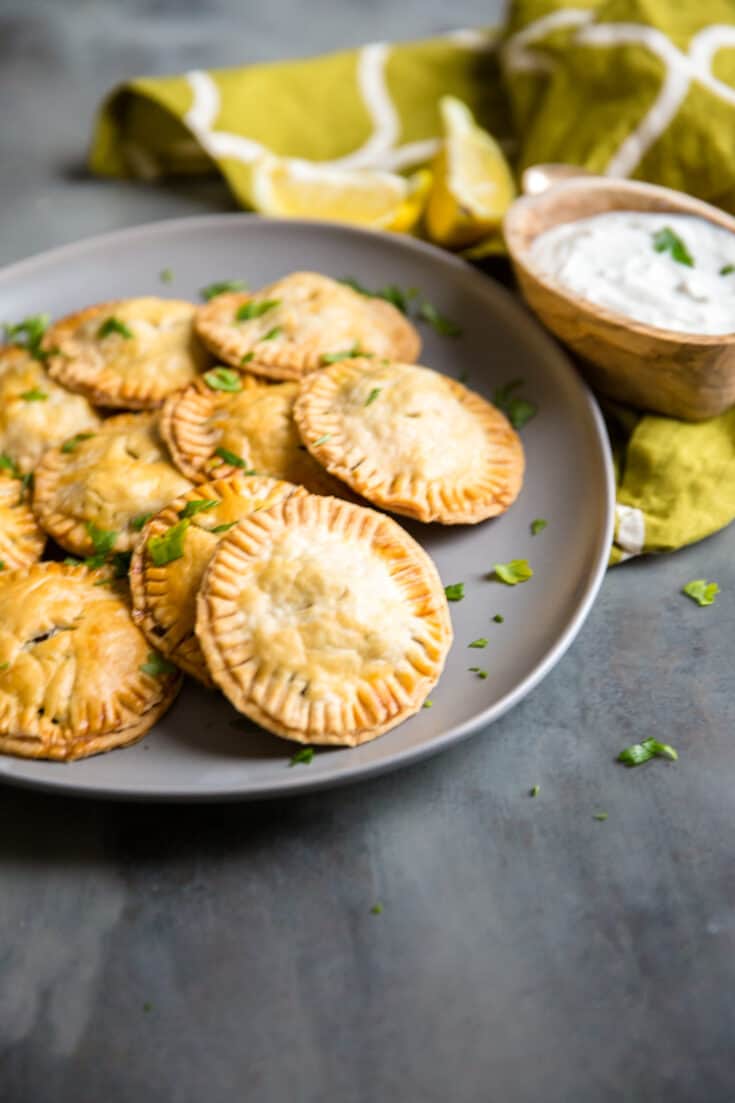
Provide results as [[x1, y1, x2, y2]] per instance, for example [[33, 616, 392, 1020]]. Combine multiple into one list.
[[426, 97, 516, 249], [250, 156, 429, 233]]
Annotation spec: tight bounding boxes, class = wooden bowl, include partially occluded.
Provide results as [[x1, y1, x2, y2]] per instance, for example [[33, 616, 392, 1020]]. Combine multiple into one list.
[[503, 176, 735, 420]]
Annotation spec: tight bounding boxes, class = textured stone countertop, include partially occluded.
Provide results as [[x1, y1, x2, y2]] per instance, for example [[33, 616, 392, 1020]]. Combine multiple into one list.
[[1, 2, 733, 1101]]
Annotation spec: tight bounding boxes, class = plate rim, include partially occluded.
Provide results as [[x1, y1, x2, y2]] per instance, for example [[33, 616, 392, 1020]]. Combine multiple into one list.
[[0, 214, 615, 802]]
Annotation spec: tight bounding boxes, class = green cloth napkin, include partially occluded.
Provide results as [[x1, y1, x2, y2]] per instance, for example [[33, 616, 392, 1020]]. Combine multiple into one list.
[[88, 0, 735, 562]]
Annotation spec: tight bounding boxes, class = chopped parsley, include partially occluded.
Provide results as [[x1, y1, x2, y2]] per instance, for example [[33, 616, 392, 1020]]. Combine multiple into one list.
[[321, 344, 361, 365], [0, 453, 20, 478], [262, 325, 283, 341], [365, 387, 381, 407], [179, 498, 218, 520], [0, 661, 8, 671], [98, 316, 134, 340], [370, 903, 384, 915], [211, 521, 238, 534], [493, 613, 504, 623], [3, 313, 50, 360], [468, 638, 488, 648], [147, 518, 190, 566], [720, 264, 735, 276], [492, 379, 538, 430], [61, 432, 94, 453], [289, 746, 314, 766], [493, 559, 533, 585], [618, 737, 678, 767], [468, 666, 488, 679], [444, 582, 465, 602], [142, 1001, 153, 1013], [652, 226, 694, 267], [235, 298, 280, 322], [422, 699, 433, 709], [140, 651, 178, 677], [530, 518, 547, 536], [682, 579, 719, 606], [85, 522, 118, 557], [339, 277, 418, 314], [201, 279, 248, 301], [418, 301, 462, 337], [159, 268, 173, 284], [20, 387, 47, 402], [214, 446, 255, 472], [0, 562, 4, 572], [593, 812, 608, 821], [241, 351, 255, 365], [312, 434, 332, 447], [203, 367, 243, 393], [529, 785, 540, 797], [130, 512, 153, 532]]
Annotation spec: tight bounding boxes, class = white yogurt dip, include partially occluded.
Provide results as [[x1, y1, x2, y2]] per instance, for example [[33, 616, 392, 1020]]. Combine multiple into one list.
[[530, 211, 735, 335]]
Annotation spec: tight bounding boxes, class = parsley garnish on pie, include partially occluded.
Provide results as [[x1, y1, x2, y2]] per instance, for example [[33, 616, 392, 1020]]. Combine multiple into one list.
[[140, 651, 178, 677], [179, 499, 219, 520], [147, 519, 190, 566], [235, 298, 281, 322], [200, 279, 248, 301], [203, 367, 243, 393], [97, 316, 134, 340]]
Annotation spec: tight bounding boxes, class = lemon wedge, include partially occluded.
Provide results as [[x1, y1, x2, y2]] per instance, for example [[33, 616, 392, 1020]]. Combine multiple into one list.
[[426, 97, 516, 249], [250, 156, 430, 233]]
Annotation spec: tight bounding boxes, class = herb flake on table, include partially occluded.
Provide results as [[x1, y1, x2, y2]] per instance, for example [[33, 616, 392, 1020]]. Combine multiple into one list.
[[492, 379, 538, 430], [159, 268, 173, 284], [422, 699, 433, 709], [493, 559, 533, 585], [617, 737, 678, 767], [214, 446, 255, 473], [529, 785, 540, 797], [179, 499, 219, 520], [98, 316, 134, 340], [530, 518, 547, 536], [3, 313, 50, 360], [593, 811, 608, 821], [418, 300, 462, 337], [652, 226, 694, 267], [289, 746, 314, 766], [444, 582, 465, 602], [720, 264, 735, 276], [140, 652, 178, 677], [235, 298, 280, 322], [468, 638, 488, 648], [61, 432, 94, 453], [203, 367, 243, 393], [370, 903, 384, 915], [20, 387, 47, 402], [493, 613, 504, 623], [148, 519, 190, 566], [468, 666, 488, 679], [201, 279, 247, 301], [682, 579, 719, 606]]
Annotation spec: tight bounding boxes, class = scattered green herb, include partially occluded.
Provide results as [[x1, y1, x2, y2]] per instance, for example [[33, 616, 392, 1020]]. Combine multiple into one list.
[[147, 519, 190, 566], [235, 298, 280, 322], [20, 387, 47, 402], [339, 277, 418, 315], [179, 498, 219, 520], [159, 267, 173, 284], [493, 559, 533, 585], [140, 651, 178, 677], [85, 522, 118, 557], [652, 226, 694, 267], [63, 557, 82, 566], [0, 453, 20, 478], [593, 812, 608, 821], [720, 264, 735, 276], [241, 352, 255, 365], [468, 638, 488, 648], [98, 316, 134, 340], [19, 471, 33, 498], [530, 785, 540, 797], [422, 699, 433, 709], [262, 325, 283, 341], [618, 737, 678, 767], [3, 313, 50, 360], [321, 344, 361, 365], [143, 1001, 153, 1013], [492, 379, 538, 430], [61, 432, 94, 453], [365, 387, 381, 407], [130, 512, 152, 532], [215, 446, 255, 472], [468, 667, 488, 679], [0, 662, 8, 671], [201, 279, 247, 301], [289, 746, 314, 766], [530, 519, 547, 536], [312, 434, 332, 447], [493, 613, 504, 623], [418, 300, 462, 337], [203, 367, 243, 393], [682, 579, 719, 606], [370, 903, 384, 915], [444, 582, 465, 602], [211, 521, 238, 534]]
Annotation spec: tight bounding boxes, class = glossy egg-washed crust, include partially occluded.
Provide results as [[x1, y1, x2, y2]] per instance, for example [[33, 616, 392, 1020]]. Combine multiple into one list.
[[45, 297, 211, 409], [196, 493, 453, 747], [32, 412, 193, 557], [0, 474, 45, 570], [294, 359, 525, 524], [130, 475, 306, 684], [193, 272, 421, 381], [160, 376, 347, 496], [0, 563, 181, 761]]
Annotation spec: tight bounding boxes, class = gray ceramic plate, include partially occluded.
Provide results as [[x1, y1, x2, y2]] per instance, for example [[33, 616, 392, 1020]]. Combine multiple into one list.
[[0, 216, 614, 801]]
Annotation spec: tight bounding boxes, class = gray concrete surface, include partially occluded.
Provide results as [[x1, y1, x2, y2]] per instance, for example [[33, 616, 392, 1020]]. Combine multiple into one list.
[[1, 2, 734, 1100]]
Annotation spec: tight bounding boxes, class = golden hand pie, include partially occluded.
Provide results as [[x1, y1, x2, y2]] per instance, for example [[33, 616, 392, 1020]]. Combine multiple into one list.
[[130, 475, 305, 684], [0, 562, 181, 761], [294, 358, 525, 524], [194, 271, 420, 381], [160, 375, 347, 496], [0, 474, 45, 570], [196, 493, 453, 746], [45, 297, 211, 409], [32, 412, 193, 556], [0, 345, 99, 473]]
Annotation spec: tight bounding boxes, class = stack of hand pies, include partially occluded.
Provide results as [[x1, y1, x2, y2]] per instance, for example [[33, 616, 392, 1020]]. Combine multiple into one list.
[[0, 272, 524, 762]]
